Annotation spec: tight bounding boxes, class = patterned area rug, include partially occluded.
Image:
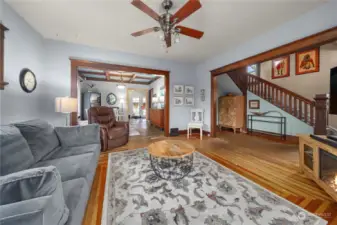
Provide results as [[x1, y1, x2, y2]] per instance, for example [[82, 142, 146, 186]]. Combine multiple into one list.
[[101, 149, 327, 225]]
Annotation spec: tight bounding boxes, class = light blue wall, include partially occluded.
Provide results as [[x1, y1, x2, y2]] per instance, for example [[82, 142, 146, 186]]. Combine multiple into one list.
[[195, 0, 337, 131], [1, 3, 45, 124], [216, 74, 242, 97], [247, 92, 313, 136]]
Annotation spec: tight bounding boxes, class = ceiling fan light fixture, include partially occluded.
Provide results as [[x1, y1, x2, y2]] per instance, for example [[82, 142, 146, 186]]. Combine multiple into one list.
[[159, 33, 165, 41], [131, 0, 204, 48], [174, 33, 180, 43], [117, 74, 126, 89]]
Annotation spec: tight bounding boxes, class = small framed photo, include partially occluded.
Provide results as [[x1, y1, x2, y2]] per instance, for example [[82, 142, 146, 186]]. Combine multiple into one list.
[[272, 56, 290, 79], [296, 48, 320, 75], [249, 100, 260, 109], [173, 85, 184, 95], [173, 97, 184, 106], [185, 97, 194, 106], [185, 85, 194, 95]]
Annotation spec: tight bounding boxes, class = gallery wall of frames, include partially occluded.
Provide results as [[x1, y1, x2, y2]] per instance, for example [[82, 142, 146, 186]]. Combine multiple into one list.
[[173, 85, 195, 106]]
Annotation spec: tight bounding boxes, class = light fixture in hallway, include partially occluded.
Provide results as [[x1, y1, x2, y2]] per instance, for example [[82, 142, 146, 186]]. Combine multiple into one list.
[[117, 73, 126, 89]]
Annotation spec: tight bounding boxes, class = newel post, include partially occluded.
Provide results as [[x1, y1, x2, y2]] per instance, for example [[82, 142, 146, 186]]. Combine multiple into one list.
[[314, 94, 329, 135]]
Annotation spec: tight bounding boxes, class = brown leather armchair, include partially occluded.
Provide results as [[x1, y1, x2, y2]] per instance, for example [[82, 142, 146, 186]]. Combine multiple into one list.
[[88, 106, 129, 151]]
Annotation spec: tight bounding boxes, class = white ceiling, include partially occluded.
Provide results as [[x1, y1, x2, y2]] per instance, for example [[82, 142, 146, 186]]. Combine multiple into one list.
[[6, 0, 326, 63]]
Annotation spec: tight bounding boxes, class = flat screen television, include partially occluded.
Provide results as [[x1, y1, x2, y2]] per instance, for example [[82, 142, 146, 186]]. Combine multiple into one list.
[[330, 67, 337, 114]]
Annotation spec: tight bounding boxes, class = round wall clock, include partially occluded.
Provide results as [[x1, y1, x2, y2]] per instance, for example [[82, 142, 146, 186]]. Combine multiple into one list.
[[19, 68, 37, 93], [106, 93, 117, 105]]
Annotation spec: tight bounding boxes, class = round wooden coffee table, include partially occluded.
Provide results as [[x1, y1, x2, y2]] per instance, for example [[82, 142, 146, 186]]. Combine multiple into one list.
[[148, 140, 195, 180]]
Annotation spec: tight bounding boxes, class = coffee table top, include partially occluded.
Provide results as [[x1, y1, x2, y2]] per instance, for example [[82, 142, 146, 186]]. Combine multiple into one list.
[[148, 140, 195, 158]]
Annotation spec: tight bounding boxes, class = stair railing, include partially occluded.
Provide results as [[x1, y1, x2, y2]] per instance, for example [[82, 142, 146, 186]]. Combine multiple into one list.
[[246, 74, 316, 126]]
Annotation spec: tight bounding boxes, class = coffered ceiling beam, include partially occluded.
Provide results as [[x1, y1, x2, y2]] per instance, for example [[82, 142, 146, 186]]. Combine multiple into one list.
[[129, 74, 137, 83], [105, 71, 111, 80], [86, 77, 148, 85], [78, 71, 151, 80], [148, 76, 161, 84]]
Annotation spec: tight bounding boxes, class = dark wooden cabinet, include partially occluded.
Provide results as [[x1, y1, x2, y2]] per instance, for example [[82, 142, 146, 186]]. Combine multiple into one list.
[[150, 109, 164, 129]]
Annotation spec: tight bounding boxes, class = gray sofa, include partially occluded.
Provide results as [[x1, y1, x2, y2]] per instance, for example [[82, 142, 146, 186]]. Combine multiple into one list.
[[0, 119, 101, 225]]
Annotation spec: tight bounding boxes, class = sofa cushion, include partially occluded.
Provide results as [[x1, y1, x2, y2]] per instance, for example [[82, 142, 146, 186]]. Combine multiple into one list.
[[33, 153, 97, 184], [0, 125, 35, 176], [62, 178, 89, 225], [107, 126, 128, 139], [13, 119, 60, 162], [45, 144, 100, 162], [54, 124, 100, 147]]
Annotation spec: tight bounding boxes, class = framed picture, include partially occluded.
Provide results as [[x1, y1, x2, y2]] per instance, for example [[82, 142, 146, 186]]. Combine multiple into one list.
[[296, 48, 320, 75], [272, 56, 290, 79], [173, 97, 184, 106], [249, 100, 260, 109], [106, 92, 117, 105], [185, 97, 194, 106], [185, 85, 194, 95], [173, 85, 184, 95]]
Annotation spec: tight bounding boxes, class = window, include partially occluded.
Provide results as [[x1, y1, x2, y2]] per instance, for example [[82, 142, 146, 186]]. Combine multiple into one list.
[[132, 97, 140, 116], [0, 24, 9, 90], [247, 64, 260, 76]]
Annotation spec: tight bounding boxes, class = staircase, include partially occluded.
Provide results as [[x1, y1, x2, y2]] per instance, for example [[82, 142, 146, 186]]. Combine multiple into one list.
[[227, 70, 316, 126]]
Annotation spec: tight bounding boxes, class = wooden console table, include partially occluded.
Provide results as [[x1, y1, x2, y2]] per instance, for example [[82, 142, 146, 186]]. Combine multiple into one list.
[[298, 135, 337, 202], [248, 115, 287, 140]]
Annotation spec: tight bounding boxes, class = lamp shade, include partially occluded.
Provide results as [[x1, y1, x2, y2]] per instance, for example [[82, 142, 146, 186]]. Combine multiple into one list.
[[55, 97, 77, 113]]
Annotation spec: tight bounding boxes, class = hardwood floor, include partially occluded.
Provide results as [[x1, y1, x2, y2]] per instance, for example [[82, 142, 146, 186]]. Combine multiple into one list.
[[83, 131, 337, 225]]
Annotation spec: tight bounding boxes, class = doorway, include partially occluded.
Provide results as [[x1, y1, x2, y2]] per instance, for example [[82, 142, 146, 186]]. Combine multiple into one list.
[[70, 59, 170, 136]]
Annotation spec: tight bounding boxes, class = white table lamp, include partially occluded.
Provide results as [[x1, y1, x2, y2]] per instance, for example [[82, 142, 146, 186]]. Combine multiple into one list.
[[55, 97, 77, 126]]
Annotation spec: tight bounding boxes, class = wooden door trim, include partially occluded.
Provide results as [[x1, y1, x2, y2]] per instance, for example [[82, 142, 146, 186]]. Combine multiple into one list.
[[210, 26, 337, 137], [70, 59, 170, 136]]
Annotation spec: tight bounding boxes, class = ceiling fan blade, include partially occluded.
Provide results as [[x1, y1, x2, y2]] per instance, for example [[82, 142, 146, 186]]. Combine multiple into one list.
[[131, 0, 160, 21], [131, 27, 160, 37], [165, 33, 172, 48], [171, 0, 201, 24], [176, 26, 204, 39]]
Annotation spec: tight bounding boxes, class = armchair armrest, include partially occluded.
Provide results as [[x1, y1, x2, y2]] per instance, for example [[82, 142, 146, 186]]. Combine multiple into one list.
[[115, 121, 129, 130], [55, 124, 100, 147], [0, 166, 69, 225]]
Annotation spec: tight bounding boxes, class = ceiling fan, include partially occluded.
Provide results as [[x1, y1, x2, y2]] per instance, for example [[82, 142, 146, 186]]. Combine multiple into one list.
[[131, 0, 204, 48]]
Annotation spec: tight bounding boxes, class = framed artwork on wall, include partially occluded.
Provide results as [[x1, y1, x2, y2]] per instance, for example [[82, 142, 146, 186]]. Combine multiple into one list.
[[272, 56, 290, 79], [185, 97, 194, 106], [184, 85, 194, 95], [296, 48, 320, 75], [173, 85, 184, 95], [173, 97, 184, 106], [249, 100, 260, 109]]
